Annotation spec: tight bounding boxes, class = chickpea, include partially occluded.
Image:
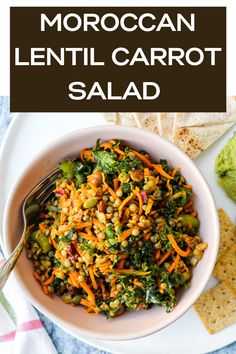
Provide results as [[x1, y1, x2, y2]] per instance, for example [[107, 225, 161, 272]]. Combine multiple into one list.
[[61, 250, 67, 257], [88, 170, 103, 187], [183, 272, 191, 280], [196, 242, 208, 251], [78, 275, 85, 282], [64, 259, 71, 267], [114, 199, 122, 207], [150, 235, 158, 243], [132, 228, 140, 236], [129, 203, 138, 212], [130, 169, 144, 182], [121, 240, 128, 247], [106, 206, 113, 213], [116, 188, 123, 198], [118, 172, 130, 183], [113, 299, 120, 307]]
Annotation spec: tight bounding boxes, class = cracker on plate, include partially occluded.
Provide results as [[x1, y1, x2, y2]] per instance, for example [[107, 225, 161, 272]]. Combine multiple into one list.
[[194, 281, 236, 334], [104, 112, 162, 135], [216, 209, 236, 263], [213, 243, 236, 287]]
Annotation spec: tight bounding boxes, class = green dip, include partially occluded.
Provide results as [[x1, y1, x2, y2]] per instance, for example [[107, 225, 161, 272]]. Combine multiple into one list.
[[216, 132, 236, 202]]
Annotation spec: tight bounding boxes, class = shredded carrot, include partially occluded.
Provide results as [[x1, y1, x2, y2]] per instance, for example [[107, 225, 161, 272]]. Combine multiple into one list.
[[184, 236, 193, 245], [75, 245, 84, 258], [115, 147, 125, 156], [101, 173, 118, 200], [183, 184, 192, 189], [136, 303, 143, 312], [107, 185, 118, 200], [111, 276, 118, 285], [55, 251, 67, 265], [135, 191, 143, 216], [100, 142, 113, 149], [75, 221, 93, 229], [80, 298, 93, 308], [33, 271, 41, 282], [158, 249, 172, 265], [84, 308, 99, 316], [39, 223, 47, 233], [145, 198, 154, 215], [144, 232, 151, 240], [50, 235, 58, 249], [152, 164, 173, 179], [92, 218, 106, 231], [80, 281, 96, 303], [171, 167, 180, 178], [99, 281, 106, 298], [79, 232, 97, 242], [166, 180, 173, 195], [122, 208, 130, 223], [42, 284, 49, 295], [113, 178, 119, 191], [80, 149, 94, 162], [132, 150, 153, 168], [144, 168, 151, 176], [134, 279, 143, 287], [44, 275, 55, 285], [155, 249, 161, 261], [168, 254, 180, 272], [118, 229, 132, 242], [117, 258, 125, 269], [80, 298, 98, 312], [89, 266, 98, 289], [57, 223, 75, 235], [69, 270, 80, 288], [183, 201, 193, 210], [191, 211, 197, 217], [113, 269, 151, 276], [118, 193, 134, 218], [167, 234, 191, 257]]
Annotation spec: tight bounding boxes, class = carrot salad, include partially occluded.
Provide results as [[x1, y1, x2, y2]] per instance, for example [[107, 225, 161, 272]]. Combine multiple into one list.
[[26, 139, 207, 318]]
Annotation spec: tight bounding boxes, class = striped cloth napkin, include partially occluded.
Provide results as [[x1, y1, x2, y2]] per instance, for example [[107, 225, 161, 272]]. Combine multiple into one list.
[[0, 253, 57, 354]]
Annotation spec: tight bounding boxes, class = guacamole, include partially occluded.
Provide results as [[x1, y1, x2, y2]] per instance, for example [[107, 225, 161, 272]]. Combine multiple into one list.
[[216, 132, 236, 202]]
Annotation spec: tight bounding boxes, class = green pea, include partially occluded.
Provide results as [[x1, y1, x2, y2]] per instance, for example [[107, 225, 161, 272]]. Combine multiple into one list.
[[35, 231, 51, 253], [48, 286, 54, 293], [72, 294, 82, 305], [83, 197, 98, 209], [62, 294, 72, 304], [183, 271, 191, 281], [118, 172, 130, 183], [180, 214, 199, 230]]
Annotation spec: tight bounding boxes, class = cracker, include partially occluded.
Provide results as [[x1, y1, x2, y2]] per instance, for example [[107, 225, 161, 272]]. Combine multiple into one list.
[[194, 281, 236, 334], [213, 243, 236, 288], [216, 209, 236, 263]]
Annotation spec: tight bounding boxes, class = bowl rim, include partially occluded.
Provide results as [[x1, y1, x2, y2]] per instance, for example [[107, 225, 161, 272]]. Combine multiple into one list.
[[2, 124, 219, 341]]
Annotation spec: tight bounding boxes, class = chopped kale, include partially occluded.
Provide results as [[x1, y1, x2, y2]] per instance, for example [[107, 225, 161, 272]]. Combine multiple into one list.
[[93, 150, 118, 174]]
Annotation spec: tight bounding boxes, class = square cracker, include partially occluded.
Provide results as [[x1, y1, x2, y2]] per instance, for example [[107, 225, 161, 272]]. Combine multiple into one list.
[[213, 243, 236, 288], [216, 209, 236, 263], [194, 281, 236, 334]]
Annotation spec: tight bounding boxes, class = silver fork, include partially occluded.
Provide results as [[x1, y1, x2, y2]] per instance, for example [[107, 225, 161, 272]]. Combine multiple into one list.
[[0, 168, 61, 290]]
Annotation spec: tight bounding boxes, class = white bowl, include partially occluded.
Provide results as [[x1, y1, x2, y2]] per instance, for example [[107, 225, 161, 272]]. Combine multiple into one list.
[[3, 125, 219, 341]]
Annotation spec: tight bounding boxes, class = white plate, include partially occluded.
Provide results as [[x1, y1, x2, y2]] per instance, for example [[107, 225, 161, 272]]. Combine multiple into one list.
[[0, 113, 235, 354]]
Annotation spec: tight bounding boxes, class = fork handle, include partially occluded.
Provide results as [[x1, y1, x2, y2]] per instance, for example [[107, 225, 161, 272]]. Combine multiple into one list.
[[0, 238, 25, 290]]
